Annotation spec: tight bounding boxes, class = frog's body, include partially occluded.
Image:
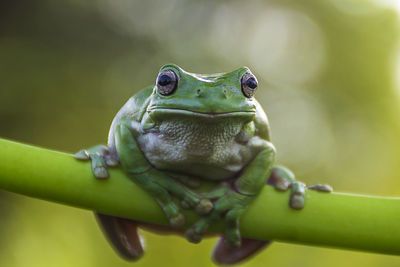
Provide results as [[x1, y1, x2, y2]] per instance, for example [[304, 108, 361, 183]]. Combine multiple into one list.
[[108, 82, 269, 180], [75, 64, 332, 265]]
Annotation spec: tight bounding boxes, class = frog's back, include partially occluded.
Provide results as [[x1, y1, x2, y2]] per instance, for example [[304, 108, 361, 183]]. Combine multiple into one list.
[[107, 86, 153, 149]]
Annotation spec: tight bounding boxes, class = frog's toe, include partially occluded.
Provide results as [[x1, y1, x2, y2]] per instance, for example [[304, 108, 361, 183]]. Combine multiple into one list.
[[179, 195, 211, 214], [290, 193, 305, 210], [268, 166, 291, 190], [93, 166, 109, 179], [195, 199, 213, 215], [91, 154, 109, 179], [179, 195, 201, 210], [289, 181, 306, 210], [184, 228, 203, 244], [226, 229, 241, 249], [74, 150, 90, 160], [308, 183, 333, 192], [269, 175, 289, 191], [169, 213, 185, 228], [275, 180, 289, 191], [185, 217, 211, 244], [224, 209, 243, 248]]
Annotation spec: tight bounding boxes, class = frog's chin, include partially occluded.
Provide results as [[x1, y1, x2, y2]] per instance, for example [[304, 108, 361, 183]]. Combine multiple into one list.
[[147, 107, 256, 121]]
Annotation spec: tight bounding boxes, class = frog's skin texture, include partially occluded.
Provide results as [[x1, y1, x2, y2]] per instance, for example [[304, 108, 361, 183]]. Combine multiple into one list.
[[75, 64, 332, 265]]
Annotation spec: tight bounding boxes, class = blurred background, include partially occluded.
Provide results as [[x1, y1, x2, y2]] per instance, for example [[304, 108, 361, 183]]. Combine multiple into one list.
[[1, 0, 400, 266]]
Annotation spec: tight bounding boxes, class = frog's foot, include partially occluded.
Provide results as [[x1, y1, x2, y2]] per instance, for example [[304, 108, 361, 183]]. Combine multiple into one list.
[[169, 213, 185, 228], [308, 183, 333, 192], [185, 190, 252, 248], [155, 196, 212, 229], [212, 236, 271, 265], [154, 196, 212, 229], [268, 165, 332, 210], [95, 213, 144, 261], [185, 210, 242, 248], [74, 145, 119, 179], [181, 198, 213, 215], [153, 191, 186, 228], [150, 196, 185, 228], [184, 216, 213, 244], [161, 196, 212, 229]]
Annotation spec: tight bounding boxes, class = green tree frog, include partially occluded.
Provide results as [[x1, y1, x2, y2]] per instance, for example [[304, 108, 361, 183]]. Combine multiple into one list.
[[75, 64, 332, 264]]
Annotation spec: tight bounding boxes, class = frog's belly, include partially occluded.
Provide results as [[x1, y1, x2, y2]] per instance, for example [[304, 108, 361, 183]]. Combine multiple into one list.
[[137, 121, 255, 180]]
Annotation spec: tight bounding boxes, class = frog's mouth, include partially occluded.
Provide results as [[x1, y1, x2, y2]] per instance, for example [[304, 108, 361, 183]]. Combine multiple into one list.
[[148, 107, 256, 120]]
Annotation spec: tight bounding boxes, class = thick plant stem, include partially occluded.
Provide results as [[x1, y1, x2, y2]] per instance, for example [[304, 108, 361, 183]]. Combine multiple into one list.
[[0, 138, 400, 255]]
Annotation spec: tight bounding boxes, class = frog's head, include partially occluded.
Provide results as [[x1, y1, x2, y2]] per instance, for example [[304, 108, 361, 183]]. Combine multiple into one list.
[[146, 64, 258, 123]]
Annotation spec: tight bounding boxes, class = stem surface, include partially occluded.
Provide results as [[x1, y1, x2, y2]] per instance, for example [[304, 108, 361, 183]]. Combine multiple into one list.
[[0, 138, 399, 255]]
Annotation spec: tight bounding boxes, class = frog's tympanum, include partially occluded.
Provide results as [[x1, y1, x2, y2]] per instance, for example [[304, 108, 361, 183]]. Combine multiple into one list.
[[75, 64, 332, 265]]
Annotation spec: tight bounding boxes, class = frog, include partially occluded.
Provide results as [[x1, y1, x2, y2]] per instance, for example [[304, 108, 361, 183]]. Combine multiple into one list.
[[75, 64, 332, 265]]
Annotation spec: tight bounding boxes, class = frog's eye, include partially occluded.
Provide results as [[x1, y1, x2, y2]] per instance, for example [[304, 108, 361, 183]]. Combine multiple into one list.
[[241, 72, 258, 98], [156, 69, 178, 96]]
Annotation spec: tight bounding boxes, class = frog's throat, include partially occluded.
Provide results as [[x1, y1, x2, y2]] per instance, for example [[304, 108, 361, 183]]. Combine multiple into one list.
[[147, 107, 256, 120]]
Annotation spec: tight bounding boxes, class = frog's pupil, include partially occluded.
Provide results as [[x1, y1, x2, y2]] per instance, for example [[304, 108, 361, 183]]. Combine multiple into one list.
[[246, 78, 257, 89], [158, 74, 172, 86]]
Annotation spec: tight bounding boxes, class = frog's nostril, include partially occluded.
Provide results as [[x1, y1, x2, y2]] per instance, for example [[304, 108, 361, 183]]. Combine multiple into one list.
[[196, 89, 201, 96], [222, 89, 228, 98]]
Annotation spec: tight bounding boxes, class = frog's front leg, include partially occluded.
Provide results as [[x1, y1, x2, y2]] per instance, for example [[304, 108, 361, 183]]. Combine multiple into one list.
[[185, 140, 276, 247], [114, 121, 213, 227], [268, 165, 333, 209]]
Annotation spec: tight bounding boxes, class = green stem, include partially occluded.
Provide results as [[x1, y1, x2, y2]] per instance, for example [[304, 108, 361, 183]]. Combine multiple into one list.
[[0, 138, 399, 254]]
